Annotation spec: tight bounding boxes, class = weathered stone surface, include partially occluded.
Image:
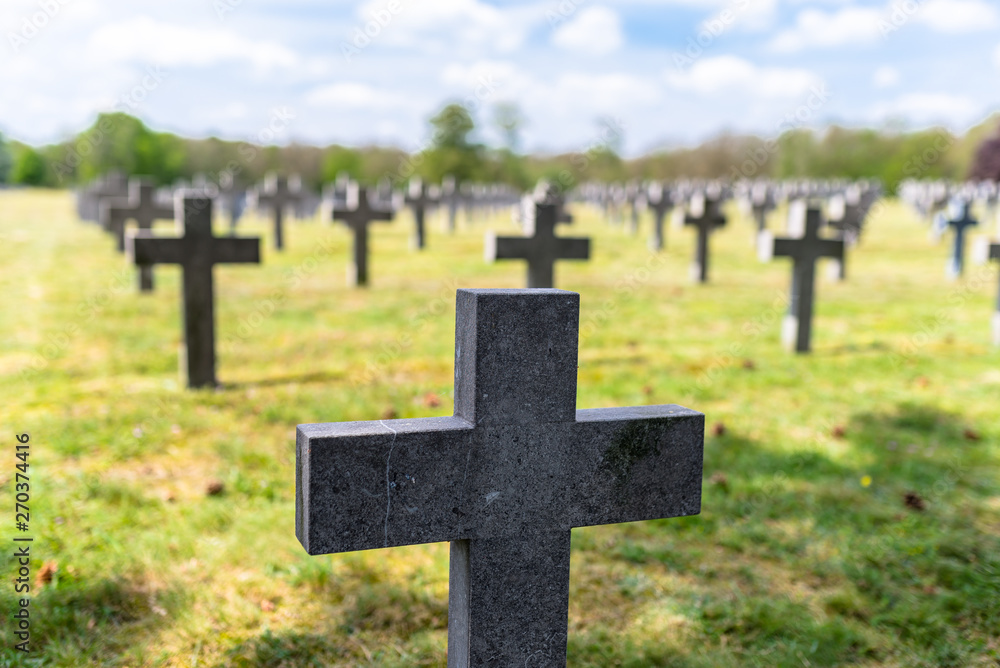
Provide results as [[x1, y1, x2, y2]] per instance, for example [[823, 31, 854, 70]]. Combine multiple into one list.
[[485, 204, 590, 289], [127, 193, 260, 388], [296, 289, 705, 666], [760, 200, 844, 354]]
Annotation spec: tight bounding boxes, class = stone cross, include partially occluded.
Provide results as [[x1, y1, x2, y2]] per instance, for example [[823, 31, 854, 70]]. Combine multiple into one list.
[[331, 183, 395, 286], [127, 194, 260, 389], [646, 182, 674, 252], [486, 203, 590, 289], [296, 288, 705, 667], [937, 199, 978, 278], [759, 201, 844, 353], [101, 178, 175, 292], [684, 192, 727, 283], [405, 178, 439, 250], [255, 173, 303, 251]]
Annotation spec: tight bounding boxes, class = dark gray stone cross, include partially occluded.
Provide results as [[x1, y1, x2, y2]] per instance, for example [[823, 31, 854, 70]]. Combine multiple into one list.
[[404, 178, 439, 250], [330, 183, 395, 286], [256, 173, 303, 251], [296, 289, 705, 667], [485, 203, 590, 289], [940, 200, 978, 278], [127, 194, 260, 389], [683, 192, 727, 283], [760, 203, 844, 353], [102, 178, 174, 292]]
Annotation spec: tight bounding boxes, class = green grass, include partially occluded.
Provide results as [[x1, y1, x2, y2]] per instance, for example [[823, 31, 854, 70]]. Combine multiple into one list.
[[0, 189, 998, 667]]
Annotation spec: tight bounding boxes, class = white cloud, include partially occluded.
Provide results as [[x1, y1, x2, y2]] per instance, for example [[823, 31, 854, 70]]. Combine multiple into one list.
[[914, 0, 998, 33], [768, 7, 883, 52], [87, 17, 298, 71], [873, 65, 899, 89], [664, 55, 822, 98], [871, 93, 982, 126], [304, 82, 409, 111], [355, 0, 535, 54], [552, 6, 624, 56]]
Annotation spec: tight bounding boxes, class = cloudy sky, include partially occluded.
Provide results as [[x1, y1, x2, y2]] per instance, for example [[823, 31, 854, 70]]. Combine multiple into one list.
[[1, 0, 998, 155]]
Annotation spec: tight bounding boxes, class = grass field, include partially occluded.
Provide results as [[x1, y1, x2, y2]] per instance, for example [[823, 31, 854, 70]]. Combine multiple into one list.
[[0, 188, 998, 667]]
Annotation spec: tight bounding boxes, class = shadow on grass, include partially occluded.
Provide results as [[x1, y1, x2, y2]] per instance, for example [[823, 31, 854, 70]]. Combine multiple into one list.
[[218, 629, 346, 667], [224, 370, 347, 390], [0, 576, 182, 665]]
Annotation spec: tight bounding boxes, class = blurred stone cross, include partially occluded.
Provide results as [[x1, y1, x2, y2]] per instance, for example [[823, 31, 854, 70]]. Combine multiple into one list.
[[329, 182, 395, 286], [254, 173, 303, 251], [759, 200, 844, 354], [127, 193, 260, 389], [295, 288, 705, 667], [646, 182, 674, 252], [404, 178, 439, 250], [935, 198, 978, 279], [101, 177, 174, 292], [486, 203, 590, 289], [684, 190, 727, 283]]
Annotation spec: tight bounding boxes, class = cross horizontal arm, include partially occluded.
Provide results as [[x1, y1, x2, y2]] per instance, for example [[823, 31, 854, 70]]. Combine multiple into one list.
[[555, 237, 590, 260], [212, 237, 261, 264], [128, 234, 187, 265], [296, 405, 703, 556], [772, 237, 844, 261], [486, 235, 532, 260]]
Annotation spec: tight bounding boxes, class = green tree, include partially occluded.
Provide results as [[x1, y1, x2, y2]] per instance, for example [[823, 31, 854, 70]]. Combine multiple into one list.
[[321, 146, 363, 184], [10, 145, 48, 185], [419, 103, 483, 184], [0, 133, 11, 183]]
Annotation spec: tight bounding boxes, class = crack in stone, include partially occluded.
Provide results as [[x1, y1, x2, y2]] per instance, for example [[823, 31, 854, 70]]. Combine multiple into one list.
[[380, 420, 399, 547]]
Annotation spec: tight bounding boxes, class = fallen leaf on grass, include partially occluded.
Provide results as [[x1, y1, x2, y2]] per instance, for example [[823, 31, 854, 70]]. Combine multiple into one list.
[[963, 429, 981, 442], [36, 561, 57, 587], [381, 407, 399, 420], [206, 480, 225, 497], [710, 472, 729, 491], [712, 422, 726, 437], [904, 492, 926, 511], [422, 393, 442, 408]]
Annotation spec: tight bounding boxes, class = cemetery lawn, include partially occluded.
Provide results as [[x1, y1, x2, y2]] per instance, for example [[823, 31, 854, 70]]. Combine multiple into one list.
[[2, 189, 999, 667]]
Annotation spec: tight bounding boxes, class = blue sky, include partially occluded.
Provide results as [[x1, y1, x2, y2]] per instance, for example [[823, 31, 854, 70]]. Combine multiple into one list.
[[1, 0, 998, 156]]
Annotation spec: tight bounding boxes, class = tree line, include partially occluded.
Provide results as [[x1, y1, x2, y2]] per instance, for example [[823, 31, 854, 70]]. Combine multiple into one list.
[[1, 103, 997, 195]]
